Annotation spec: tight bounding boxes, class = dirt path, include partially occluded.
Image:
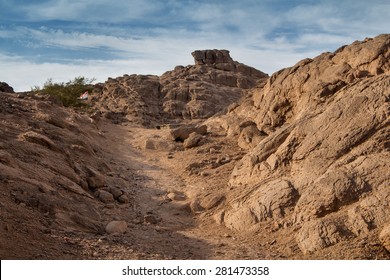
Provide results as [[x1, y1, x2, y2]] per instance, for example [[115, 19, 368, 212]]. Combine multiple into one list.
[[93, 122, 261, 259]]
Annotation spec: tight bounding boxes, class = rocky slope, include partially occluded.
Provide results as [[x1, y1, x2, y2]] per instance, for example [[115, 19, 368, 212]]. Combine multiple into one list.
[[0, 93, 140, 258], [1, 34, 389, 259], [214, 34, 390, 255]]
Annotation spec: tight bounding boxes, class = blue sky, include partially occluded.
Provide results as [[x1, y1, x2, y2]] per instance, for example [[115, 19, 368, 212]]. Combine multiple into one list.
[[1, 0, 389, 91]]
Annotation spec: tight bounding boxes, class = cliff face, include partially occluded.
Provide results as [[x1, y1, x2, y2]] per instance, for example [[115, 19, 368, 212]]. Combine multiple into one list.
[[219, 34, 390, 254]]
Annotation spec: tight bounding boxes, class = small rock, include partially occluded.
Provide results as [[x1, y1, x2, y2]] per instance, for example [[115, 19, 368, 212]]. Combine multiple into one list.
[[105, 220, 127, 234], [118, 194, 130, 203], [144, 214, 158, 224], [109, 187, 123, 199], [183, 132, 203, 149], [86, 169, 106, 190], [167, 192, 186, 201], [200, 194, 225, 210], [99, 190, 115, 203], [170, 124, 207, 141]]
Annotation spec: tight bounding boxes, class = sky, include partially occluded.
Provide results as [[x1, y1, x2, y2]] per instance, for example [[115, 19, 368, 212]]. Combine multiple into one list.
[[0, 0, 389, 92]]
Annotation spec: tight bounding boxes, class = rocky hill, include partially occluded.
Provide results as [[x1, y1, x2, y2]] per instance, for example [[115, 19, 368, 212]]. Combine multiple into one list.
[[91, 49, 267, 125], [0, 34, 389, 259], [211, 34, 390, 255]]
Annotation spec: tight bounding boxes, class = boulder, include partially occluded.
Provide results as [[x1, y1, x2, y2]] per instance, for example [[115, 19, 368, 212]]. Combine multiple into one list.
[[98, 190, 114, 203], [224, 180, 298, 231], [191, 49, 234, 65], [170, 124, 207, 141], [183, 132, 203, 149], [296, 219, 342, 254], [105, 220, 127, 234]]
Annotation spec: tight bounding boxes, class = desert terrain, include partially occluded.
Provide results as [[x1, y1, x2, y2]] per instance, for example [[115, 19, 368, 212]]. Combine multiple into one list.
[[0, 34, 389, 259]]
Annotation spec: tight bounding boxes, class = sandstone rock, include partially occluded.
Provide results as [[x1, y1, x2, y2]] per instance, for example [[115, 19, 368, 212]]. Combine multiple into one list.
[[224, 180, 298, 231], [105, 220, 127, 234], [296, 220, 342, 254], [225, 34, 390, 255], [191, 49, 234, 65], [293, 170, 370, 222], [183, 132, 203, 149], [379, 224, 390, 252], [98, 190, 114, 203], [237, 123, 267, 150], [200, 194, 225, 210], [144, 137, 175, 151], [347, 195, 390, 236], [170, 124, 207, 141]]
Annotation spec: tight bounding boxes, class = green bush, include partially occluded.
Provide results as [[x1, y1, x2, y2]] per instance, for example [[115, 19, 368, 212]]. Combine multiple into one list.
[[33, 76, 95, 107]]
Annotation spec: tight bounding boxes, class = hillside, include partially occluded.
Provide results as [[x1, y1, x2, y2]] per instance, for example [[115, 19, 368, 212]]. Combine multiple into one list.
[[0, 34, 389, 259]]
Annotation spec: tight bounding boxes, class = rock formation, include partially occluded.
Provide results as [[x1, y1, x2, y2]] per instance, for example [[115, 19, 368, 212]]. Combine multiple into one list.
[[91, 50, 268, 125], [217, 34, 390, 254]]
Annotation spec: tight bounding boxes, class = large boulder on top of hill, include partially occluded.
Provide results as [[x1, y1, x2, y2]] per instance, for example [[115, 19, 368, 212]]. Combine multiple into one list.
[[192, 49, 234, 65]]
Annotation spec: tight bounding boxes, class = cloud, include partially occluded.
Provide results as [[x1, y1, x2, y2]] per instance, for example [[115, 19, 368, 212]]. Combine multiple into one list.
[[15, 0, 165, 23], [0, 53, 171, 92], [1, 0, 389, 92]]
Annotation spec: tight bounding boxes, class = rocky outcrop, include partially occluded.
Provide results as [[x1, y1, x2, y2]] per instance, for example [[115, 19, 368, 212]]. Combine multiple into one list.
[[91, 74, 161, 125], [91, 50, 268, 125], [220, 34, 390, 255]]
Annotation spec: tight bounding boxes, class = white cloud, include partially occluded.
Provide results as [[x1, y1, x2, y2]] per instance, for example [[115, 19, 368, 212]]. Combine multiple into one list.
[[20, 0, 165, 23], [1, 0, 389, 92], [0, 53, 167, 92]]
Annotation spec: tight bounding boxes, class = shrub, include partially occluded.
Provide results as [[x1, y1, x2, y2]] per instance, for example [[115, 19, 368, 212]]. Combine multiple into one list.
[[33, 76, 95, 107]]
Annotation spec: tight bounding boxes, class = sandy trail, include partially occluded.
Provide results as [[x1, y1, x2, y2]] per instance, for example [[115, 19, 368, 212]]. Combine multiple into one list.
[[95, 122, 261, 259]]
